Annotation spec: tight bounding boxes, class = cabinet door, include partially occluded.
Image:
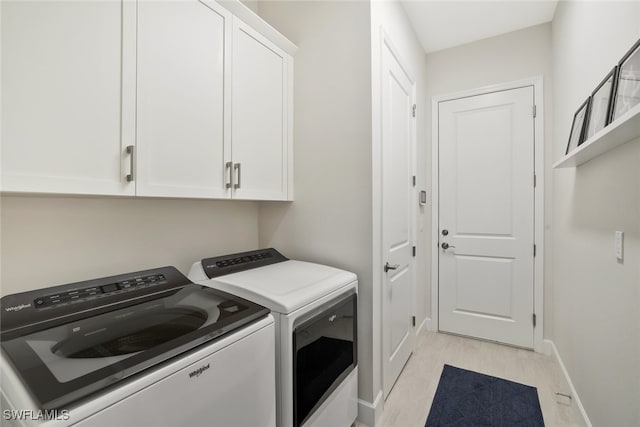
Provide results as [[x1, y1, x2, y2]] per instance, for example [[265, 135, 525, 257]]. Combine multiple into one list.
[[231, 18, 291, 201], [1, 0, 136, 195], [136, 0, 231, 199]]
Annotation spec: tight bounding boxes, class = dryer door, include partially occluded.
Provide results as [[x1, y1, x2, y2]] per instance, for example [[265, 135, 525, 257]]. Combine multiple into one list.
[[292, 292, 357, 427]]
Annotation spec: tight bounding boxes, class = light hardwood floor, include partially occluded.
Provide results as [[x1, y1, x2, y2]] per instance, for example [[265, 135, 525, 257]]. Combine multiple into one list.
[[357, 331, 583, 427]]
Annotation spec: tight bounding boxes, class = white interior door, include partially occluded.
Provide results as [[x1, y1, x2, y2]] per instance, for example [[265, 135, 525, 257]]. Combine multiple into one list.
[[136, 0, 231, 198], [381, 42, 415, 398], [438, 86, 535, 348]]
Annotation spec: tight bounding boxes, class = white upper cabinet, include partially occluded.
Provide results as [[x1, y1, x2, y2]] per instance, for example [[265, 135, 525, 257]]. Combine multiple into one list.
[[230, 18, 292, 201], [1, 0, 136, 196], [136, 0, 232, 199], [1, 0, 294, 201]]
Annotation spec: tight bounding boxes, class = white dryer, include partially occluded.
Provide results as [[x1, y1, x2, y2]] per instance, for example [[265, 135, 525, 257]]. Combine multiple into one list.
[[189, 249, 358, 427]]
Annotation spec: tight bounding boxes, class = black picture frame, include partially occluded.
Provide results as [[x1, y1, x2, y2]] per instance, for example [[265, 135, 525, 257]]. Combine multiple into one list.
[[611, 37, 640, 122], [565, 97, 591, 155], [585, 66, 617, 140]]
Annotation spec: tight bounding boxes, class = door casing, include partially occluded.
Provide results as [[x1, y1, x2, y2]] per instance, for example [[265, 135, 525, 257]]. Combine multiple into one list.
[[430, 77, 545, 353]]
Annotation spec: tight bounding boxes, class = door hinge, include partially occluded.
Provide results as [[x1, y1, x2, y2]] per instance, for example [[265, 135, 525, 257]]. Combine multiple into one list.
[[533, 105, 537, 118], [533, 173, 537, 188], [412, 246, 416, 257], [412, 104, 416, 118], [532, 313, 537, 328], [412, 316, 416, 327], [412, 175, 416, 186], [534, 244, 537, 257]]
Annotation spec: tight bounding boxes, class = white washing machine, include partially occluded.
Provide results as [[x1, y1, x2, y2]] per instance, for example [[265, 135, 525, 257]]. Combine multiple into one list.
[[1, 266, 276, 427], [188, 249, 358, 427]]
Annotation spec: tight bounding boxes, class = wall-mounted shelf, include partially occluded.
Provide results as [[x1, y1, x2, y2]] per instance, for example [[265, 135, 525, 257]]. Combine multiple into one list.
[[553, 103, 640, 168]]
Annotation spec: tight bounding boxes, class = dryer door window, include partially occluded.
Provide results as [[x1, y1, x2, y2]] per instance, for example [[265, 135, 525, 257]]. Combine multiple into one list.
[[292, 292, 357, 427]]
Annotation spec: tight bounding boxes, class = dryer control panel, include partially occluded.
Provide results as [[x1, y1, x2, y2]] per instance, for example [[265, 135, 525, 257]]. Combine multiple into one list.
[[201, 248, 288, 279]]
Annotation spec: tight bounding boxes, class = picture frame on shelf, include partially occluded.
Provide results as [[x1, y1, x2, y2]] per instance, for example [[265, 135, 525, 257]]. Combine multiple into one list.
[[611, 38, 640, 122], [565, 97, 591, 155], [585, 66, 617, 140]]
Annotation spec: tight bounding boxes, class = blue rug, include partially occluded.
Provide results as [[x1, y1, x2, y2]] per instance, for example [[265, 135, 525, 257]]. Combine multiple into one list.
[[425, 365, 545, 427]]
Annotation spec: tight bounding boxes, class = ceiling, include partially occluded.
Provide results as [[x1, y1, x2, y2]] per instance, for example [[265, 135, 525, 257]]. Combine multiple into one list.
[[400, 1, 559, 54]]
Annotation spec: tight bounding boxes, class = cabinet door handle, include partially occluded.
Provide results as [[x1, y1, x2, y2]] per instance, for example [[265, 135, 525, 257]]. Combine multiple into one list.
[[225, 162, 233, 189], [234, 163, 241, 189], [126, 145, 135, 182]]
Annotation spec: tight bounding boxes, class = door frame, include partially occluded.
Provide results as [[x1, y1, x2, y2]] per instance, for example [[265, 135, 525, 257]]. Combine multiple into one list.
[[430, 77, 545, 353]]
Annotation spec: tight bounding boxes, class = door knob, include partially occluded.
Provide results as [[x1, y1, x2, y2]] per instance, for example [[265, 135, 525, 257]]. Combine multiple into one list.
[[384, 262, 400, 272], [441, 242, 456, 250], [441, 229, 449, 236]]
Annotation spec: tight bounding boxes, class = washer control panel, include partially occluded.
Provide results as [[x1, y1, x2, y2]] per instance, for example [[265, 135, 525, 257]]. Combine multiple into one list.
[[33, 274, 167, 309], [1, 266, 188, 340]]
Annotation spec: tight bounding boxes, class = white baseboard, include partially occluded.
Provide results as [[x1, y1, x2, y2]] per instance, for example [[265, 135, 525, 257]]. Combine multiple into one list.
[[357, 390, 383, 427], [545, 339, 592, 427], [416, 316, 431, 335], [539, 338, 553, 356]]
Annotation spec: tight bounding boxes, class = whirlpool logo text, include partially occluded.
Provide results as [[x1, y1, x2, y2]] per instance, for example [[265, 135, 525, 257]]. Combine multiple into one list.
[[4, 303, 31, 312], [188, 363, 210, 379]]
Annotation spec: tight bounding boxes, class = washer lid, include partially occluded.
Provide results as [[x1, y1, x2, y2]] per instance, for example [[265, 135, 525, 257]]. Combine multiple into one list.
[[190, 260, 357, 314], [0, 267, 269, 410]]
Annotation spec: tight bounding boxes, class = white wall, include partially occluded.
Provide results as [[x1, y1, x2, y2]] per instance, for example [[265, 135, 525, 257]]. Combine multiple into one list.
[[255, 0, 376, 408], [0, 196, 259, 295], [424, 23, 553, 336], [551, 2, 640, 425], [239, 0, 259, 14]]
